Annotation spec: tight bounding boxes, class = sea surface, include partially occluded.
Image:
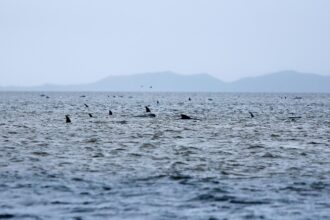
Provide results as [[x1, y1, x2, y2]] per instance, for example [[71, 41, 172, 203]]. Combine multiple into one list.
[[0, 92, 329, 220]]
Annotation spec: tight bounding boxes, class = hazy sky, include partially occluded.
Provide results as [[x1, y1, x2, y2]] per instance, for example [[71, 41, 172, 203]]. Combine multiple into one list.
[[1, 0, 330, 86]]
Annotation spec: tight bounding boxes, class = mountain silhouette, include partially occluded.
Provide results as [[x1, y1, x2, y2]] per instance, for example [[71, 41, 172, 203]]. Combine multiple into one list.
[[1, 70, 330, 92], [230, 71, 330, 92]]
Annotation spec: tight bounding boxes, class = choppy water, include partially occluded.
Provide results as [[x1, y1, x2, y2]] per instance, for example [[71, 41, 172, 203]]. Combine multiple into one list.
[[0, 92, 330, 220]]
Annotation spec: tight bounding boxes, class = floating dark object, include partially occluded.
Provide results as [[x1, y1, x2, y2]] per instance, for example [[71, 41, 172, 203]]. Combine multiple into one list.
[[150, 86, 152, 89], [40, 94, 49, 98], [208, 98, 213, 101], [157, 100, 159, 105], [80, 95, 86, 98], [188, 97, 191, 101], [84, 104, 89, 108], [288, 116, 301, 119], [109, 110, 113, 115], [135, 113, 156, 118], [145, 106, 151, 113], [65, 115, 71, 123], [249, 111, 255, 118], [89, 113, 93, 118], [181, 114, 192, 120], [294, 96, 302, 100]]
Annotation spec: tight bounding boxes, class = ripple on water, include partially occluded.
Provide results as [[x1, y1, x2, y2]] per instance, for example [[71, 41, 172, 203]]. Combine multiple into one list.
[[0, 92, 329, 219]]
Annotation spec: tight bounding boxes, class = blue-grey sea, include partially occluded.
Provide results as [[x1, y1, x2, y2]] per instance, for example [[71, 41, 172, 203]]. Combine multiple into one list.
[[0, 92, 329, 220]]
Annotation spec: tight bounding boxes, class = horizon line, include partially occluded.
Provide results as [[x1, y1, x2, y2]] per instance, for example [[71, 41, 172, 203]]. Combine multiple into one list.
[[1, 69, 329, 88]]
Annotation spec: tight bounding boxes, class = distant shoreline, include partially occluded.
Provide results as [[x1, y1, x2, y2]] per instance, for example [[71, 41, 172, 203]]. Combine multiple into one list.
[[1, 70, 330, 93]]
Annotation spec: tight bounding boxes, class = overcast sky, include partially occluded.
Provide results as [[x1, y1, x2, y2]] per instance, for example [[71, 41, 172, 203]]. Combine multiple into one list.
[[1, 0, 330, 86]]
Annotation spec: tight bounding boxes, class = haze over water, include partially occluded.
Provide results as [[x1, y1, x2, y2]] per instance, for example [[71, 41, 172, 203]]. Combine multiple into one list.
[[0, 92, 329, 219], [1, 1, 330, 86]]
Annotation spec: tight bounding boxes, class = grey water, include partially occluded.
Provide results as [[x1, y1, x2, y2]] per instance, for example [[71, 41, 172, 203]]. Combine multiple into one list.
[[0, 92, 330, 220]]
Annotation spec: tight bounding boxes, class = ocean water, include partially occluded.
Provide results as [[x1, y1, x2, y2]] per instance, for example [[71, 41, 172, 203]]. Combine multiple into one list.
[[0, 92, 329, 220]]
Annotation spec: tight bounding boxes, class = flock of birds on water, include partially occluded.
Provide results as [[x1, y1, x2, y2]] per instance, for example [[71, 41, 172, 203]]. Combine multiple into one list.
[[39, 94, 303, 124]]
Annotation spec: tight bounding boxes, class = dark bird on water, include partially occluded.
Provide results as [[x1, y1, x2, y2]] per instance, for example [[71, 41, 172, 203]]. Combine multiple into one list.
[[84, 104, 89, 108], [156, 100, 159, 105], [181, 114, 192, 120], [188, 97, 191, 101], [145, 106, 151, 113], [89, 113, 93, 118], [65, 115, 71, 123], [109, 110, 113, 115], [249, 111, 254, 118]]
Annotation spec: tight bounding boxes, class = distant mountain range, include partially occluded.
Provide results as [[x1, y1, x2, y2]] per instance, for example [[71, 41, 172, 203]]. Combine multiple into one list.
[[1, 70, 330, 92]]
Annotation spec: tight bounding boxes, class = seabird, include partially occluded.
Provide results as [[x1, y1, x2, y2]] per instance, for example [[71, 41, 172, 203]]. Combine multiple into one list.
[[145, 106, 151, 113], [84, 104, 89, 108], [249, 111, 254, 118], [188, 97, 191, 101], [109, 110, 113, 115], [89, 113, 93, 118]]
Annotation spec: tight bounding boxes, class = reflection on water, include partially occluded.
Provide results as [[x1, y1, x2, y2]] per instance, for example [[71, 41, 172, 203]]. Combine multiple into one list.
[[0, 92, 329, 219]]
